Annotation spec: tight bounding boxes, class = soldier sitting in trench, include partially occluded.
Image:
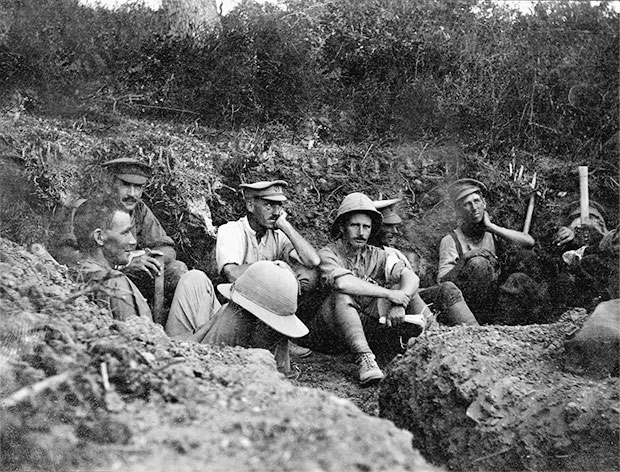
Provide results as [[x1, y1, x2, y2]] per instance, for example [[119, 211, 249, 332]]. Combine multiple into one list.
[[296, 192, 426, 385], [370, 197, 479, 327], [550, 200, 619, 307], [71, 195, 219, 328], [52, 158, 188, 326], [437, 178, 546, 324]]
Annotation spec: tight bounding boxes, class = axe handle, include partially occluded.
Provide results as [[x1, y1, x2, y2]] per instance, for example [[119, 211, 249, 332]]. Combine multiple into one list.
[[578, 166, 589, 225], [523, 194, 535, 234], [153, 258, 165, 326]]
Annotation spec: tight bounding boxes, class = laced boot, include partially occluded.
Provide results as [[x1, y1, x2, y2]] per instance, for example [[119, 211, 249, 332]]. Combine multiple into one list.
[[357, 352, 384, 386]]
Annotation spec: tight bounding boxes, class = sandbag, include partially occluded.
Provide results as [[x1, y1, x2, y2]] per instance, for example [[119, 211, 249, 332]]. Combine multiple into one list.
[[564, 299, 620, 377]]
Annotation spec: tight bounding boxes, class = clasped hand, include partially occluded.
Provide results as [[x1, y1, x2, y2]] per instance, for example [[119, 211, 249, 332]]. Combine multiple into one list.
[[125, 249, 164, 278]]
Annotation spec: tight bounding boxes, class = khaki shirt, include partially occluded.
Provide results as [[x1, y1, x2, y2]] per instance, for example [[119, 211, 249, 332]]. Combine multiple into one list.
[[71, 259, 153, 322], [319, 239, 406, 313]]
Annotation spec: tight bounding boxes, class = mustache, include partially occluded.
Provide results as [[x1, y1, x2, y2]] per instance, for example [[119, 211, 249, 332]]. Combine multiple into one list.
[[122, 197, 138, 204]]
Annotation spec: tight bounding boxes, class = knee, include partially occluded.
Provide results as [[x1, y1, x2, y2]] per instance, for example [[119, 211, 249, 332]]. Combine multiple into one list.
[[463, 255, 493, 273], [165, 260, 189, 287], [296, 267, 320, 295], [438, 281, 465, 306]]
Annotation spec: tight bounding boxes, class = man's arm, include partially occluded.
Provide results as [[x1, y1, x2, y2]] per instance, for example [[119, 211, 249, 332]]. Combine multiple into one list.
[[275, 211, 320, 268], [484, 212, 534, 248], [437, 234, 460, 283], [220, 262, 251, 282]]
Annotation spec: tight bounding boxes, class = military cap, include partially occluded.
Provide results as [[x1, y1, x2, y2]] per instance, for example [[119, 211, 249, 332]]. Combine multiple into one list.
[[102, 158, 152, 185], [447, 178, 488, 203], [373, 198, 403, 225], [566, 199, 607, 222], [240, 180, 288, 202]]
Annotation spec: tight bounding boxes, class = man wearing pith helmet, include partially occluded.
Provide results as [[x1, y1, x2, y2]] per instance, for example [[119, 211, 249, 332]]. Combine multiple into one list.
[[438, 178, 541, 322], [300, 192, 422, 386], [180, 260, 309, 375], [101, 158, 188, 317], [371, 198, 479, 327]]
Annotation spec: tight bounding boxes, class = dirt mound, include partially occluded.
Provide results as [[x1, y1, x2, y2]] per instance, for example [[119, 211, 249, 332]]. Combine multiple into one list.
[[0, 236, 442, 471], [379, 315, 620, 471]]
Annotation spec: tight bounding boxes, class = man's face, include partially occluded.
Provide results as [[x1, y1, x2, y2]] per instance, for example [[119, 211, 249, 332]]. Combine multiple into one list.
[[248, 198, 282, 229], [379, 223, 400, 247], [101, 210, 137, 266], [456, 192, 486, 225], [342, 213, 372, 250], [111, 177, 144, 212]]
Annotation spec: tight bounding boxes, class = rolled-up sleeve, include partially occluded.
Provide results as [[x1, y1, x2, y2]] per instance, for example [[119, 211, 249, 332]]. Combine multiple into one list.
[[318, 247, 352, 287], [215, 221, 245, 273], [384, 251, 407, 285]]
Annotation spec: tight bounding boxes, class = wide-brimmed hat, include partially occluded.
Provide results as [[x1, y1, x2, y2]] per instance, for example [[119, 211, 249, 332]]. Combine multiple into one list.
[[373, 198, 403, 225], [217, 260, 308, 338], [330, 192, 383, 237], [447, 178, 488, 203], [240, 180, 288, 202], [102, 158, 152, 185]]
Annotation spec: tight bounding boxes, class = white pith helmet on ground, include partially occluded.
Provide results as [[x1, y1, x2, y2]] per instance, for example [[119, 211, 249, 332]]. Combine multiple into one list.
[[217, 260, 308, 338], [330, 192, 383, 237]]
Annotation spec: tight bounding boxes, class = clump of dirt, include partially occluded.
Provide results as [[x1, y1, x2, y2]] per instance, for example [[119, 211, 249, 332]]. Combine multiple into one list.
[[379, 313, 620, 472], [0, 236, 441, 472]]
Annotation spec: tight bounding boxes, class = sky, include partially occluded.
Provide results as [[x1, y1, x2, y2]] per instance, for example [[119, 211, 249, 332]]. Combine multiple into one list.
[[79, 0, 620, 15]]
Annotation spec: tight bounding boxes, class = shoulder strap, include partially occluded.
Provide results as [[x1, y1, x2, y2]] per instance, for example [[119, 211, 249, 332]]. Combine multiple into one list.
[[450, 230, 464, 258]]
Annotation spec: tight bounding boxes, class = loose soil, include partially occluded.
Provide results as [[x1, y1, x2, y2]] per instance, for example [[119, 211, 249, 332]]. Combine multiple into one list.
[[1, 112, 618, 471]]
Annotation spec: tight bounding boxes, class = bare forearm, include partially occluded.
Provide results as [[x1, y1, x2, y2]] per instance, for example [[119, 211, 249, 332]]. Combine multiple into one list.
[[278, 222, 320, 267], [486, 222, 534, 247], [221, 263, 251, 282], [334, 275, 392, 298]]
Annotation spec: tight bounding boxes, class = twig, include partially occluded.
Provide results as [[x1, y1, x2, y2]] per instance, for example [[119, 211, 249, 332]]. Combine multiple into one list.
[[472, 446, 513, 463], [1, 371, 72, 409], [360, 143, 374, 165], [301, 167, 321, 202]]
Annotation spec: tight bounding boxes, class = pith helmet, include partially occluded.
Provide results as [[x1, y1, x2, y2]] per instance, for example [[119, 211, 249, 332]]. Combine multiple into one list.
[[566, 199, 608, 222], [102, 158, 152, 185], [447, 178, 488, 203], [330, 192, 383, 237], [373, 198, 403, 225], [217, 260, 308, 338]]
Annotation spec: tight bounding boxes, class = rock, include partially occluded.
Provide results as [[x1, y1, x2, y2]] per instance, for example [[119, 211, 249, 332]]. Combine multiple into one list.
[[564, 299, 620, 378], [379, 322, 620, 471]]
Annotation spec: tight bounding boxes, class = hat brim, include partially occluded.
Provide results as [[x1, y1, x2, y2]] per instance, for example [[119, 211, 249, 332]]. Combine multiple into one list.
[[258, 195, 288, 202], [373, 198, 402, 210], [382, 214, 402, 225], [217, 283, 308, 338], [116, 173, 148, 185], [330, 210, 383, 237]]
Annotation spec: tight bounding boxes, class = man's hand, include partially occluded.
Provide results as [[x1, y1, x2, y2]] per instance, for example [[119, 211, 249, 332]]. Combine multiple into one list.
[[385, 305, 406, 328], [386, 289, 410, 308], [124, 249, 163, 278], [274, 209, 290, 230], [482, 211, 492, 228], [553, 226, 575, 247]]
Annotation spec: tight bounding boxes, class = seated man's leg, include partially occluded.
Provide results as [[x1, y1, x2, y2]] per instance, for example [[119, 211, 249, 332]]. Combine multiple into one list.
[[164, 259, 189, 300], [165, 270, 221, 337], [454, 255, 498, 313]]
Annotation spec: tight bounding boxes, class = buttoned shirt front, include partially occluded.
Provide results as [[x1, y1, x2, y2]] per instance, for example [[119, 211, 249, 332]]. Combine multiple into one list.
[[215, 216, 295, 273]]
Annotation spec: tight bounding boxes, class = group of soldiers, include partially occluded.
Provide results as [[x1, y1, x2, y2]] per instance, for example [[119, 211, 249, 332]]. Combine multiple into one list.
[[51, 158, 619, 386]]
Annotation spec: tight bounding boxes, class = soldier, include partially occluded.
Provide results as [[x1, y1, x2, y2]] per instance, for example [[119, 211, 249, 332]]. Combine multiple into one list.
[[371, 198, 478, 326], [438, 178, 543, 323], [300, 192, 424, 385], [215, 180, 320, 357], [72, 195, 219, 328], [53, 158, 188, 326]]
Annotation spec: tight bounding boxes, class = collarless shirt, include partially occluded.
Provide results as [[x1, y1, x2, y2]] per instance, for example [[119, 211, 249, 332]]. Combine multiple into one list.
[[437, 227, 496, 282], [215, 216, 295, 273]]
